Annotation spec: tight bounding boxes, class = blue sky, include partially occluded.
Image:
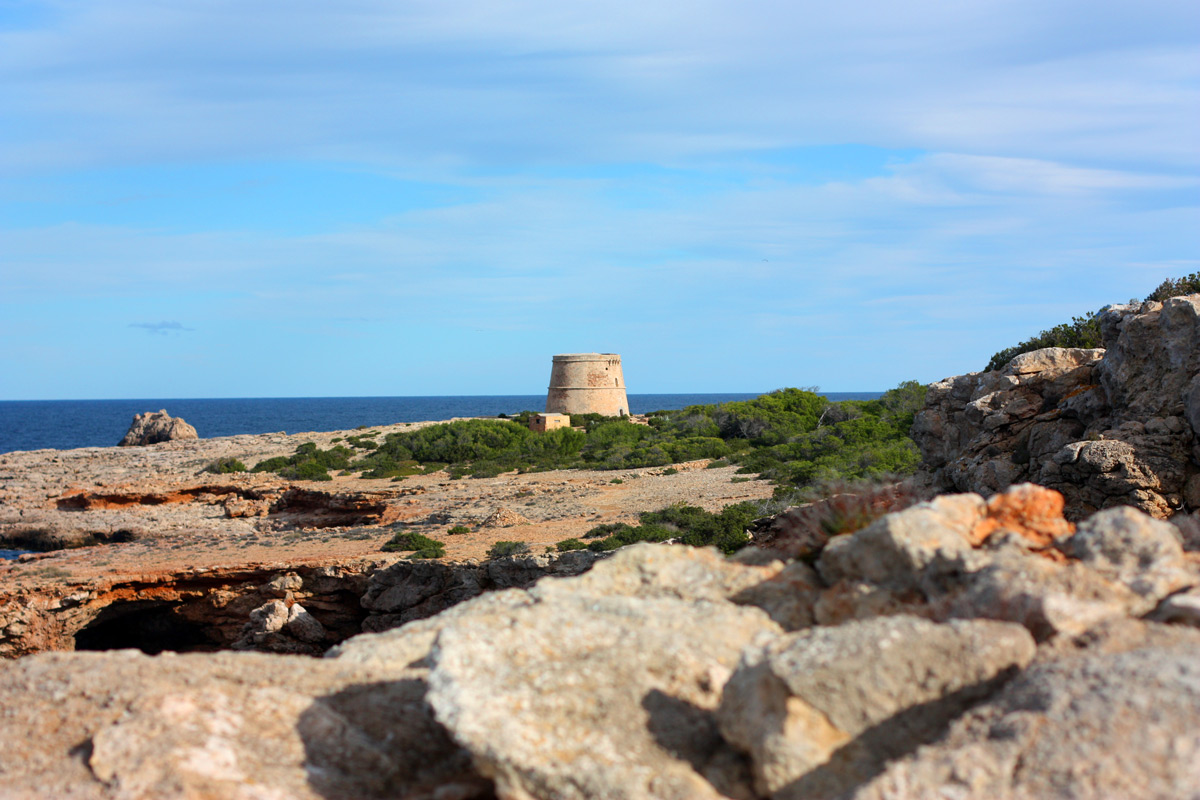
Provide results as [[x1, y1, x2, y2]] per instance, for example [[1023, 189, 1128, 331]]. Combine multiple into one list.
[[1, 0, 1197, 399]]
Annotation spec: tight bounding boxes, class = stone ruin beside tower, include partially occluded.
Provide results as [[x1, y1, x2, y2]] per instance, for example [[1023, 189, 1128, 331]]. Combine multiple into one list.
[[545, 353, 629, 417]]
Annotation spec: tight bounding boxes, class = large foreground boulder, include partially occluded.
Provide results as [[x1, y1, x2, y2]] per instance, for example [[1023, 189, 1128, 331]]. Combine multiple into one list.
[[849, 620, 1200, 800], [117, 410, 198, 446], [0, 650, 486, 800]]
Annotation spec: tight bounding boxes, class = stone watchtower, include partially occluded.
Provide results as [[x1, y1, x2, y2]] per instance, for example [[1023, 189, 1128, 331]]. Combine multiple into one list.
[[545, 353, 629, 417]]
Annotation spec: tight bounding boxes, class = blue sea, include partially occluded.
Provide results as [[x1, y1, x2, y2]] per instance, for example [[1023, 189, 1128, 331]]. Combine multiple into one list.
[[0, 393, 882, 455]]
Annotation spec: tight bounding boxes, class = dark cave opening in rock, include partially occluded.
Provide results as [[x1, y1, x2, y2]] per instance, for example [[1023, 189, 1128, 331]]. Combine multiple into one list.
[[74, 601, 221, 654]]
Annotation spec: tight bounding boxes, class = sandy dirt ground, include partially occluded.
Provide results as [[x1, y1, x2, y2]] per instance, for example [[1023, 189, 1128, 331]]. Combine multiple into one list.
[[0, 420, 775, 588]]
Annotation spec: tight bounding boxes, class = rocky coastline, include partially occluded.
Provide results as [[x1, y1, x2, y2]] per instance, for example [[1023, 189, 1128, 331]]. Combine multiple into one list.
[[0, 297, 1198, 798]]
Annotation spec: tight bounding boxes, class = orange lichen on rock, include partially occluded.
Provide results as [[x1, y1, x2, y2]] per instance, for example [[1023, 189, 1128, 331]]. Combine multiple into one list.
[[969, 483, 1075, 548]]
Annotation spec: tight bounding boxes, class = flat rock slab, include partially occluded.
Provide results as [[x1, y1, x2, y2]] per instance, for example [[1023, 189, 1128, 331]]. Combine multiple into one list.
[[849, 620, 1200, 800], [0, 649, 487, 800], [427, 591, 780, 800], [718, 615, 1036, 799]]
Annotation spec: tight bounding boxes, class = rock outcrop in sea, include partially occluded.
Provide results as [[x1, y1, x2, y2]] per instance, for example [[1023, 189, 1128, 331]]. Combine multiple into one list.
[[117, 410, 199, 447], [914, 296, 1200, 519]]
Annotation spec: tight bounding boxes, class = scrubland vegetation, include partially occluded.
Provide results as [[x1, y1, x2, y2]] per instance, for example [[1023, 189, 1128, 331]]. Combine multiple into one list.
[[250, 383, 926, 494], [557, 502, 761, 555], [985, 271, 1200, 371]]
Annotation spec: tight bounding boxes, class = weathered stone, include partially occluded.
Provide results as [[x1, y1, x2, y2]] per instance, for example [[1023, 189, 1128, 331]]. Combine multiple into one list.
[[1061, 506, 1195, 601], [1149, 586, 1200, 627], [531, 542, 781, 604], [816, 494, 984, 589], [718, 615, 1035, 799], [478, 506, 530, 527], [0, 649, 490, 800], [913, 298, 1200, 518], [848, 620, 1200, 800], [234, 599, 328, 654], [117, 410, 199, 447], [428, 592, 776, 800], [284, 603, 326, 643], [730, 560, 823, 631], [942, 540, 1149, 640], [359, 549, 602, 633], [968, 482, 1074, 547]]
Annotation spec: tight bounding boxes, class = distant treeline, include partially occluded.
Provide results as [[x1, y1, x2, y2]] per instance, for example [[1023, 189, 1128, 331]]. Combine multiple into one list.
[[238, 382, 927, 496]]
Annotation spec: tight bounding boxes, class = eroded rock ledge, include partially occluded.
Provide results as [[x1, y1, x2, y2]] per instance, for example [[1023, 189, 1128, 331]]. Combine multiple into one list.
[[1, 485, 1198, 798], [914, 296, 1200, 518], [0, 550, 604, 658]]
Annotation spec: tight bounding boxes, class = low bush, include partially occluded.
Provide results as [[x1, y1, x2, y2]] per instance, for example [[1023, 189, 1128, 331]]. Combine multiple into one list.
[[251, 442, 353, 481], [381, 531, 445, 558], [556, 538, 587, 552], [984, 273, 1200, 372], [447, 525, 471, 535], [1145, 272, 1200, 302], [985, 313, 1102, 372], [204, 457, 246, 474], [580, 502, 758, 555], [488, 540, 530, 559]]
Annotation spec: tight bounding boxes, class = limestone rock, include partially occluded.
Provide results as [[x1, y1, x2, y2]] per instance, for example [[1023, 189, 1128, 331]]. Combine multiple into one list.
[[0, 649, 489, 800], [359, 548, 602, 633], [913, 298, 1200, 517], [223, 495, 270, 518], [479, 506, 529, 527], [233, 599, 328, 654], [942, 538, 1149, 640], [718, 615, 1035, 799], [968, 482, 1074, 547], [848, 620, 1200, 800], [1149, 586, 1200, 627], [427, 592, 777, 800], [1061, 505, 1195, 601], [816, 494, 984, 589], [353, 542, 792, 800], [531, 541, 782, 603], [117, 410, 199, 447]]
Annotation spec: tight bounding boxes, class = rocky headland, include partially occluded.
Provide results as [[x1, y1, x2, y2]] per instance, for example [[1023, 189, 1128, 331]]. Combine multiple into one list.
[[914, 295, 1200, 520], [1, 297, 1199, 798]]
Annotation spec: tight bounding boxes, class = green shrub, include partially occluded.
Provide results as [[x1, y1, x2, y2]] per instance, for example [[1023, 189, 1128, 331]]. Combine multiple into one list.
[[984, 274, 1200, 373], [343, 384, 926, 496], [251, 442, 353, 481], [662, 467, 679, 476], [706, 459, 729, 469], [488, 540, 531, 559], [985, 313, 1102, 372], [447, 525, 471, 535], [204, 457, 246, 474], [580, 503, 757, 555], [582, 522, 635, 539], [556, 538, 587, 552], [382, 531, 445, 558], [1145, 272, 1200, 302]]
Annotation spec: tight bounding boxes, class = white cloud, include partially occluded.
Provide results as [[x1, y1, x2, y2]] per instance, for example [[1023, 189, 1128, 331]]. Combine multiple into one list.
[[1, 0, 1195, 172]]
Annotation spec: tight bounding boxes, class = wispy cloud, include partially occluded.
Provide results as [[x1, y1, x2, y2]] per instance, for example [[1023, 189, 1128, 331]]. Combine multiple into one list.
[[0, 1, 1195, 173], [129, 321, 194, 335]]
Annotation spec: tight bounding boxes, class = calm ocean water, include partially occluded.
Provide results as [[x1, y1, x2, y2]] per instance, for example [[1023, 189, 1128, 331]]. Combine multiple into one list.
[[0, 393, 881, 454]]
